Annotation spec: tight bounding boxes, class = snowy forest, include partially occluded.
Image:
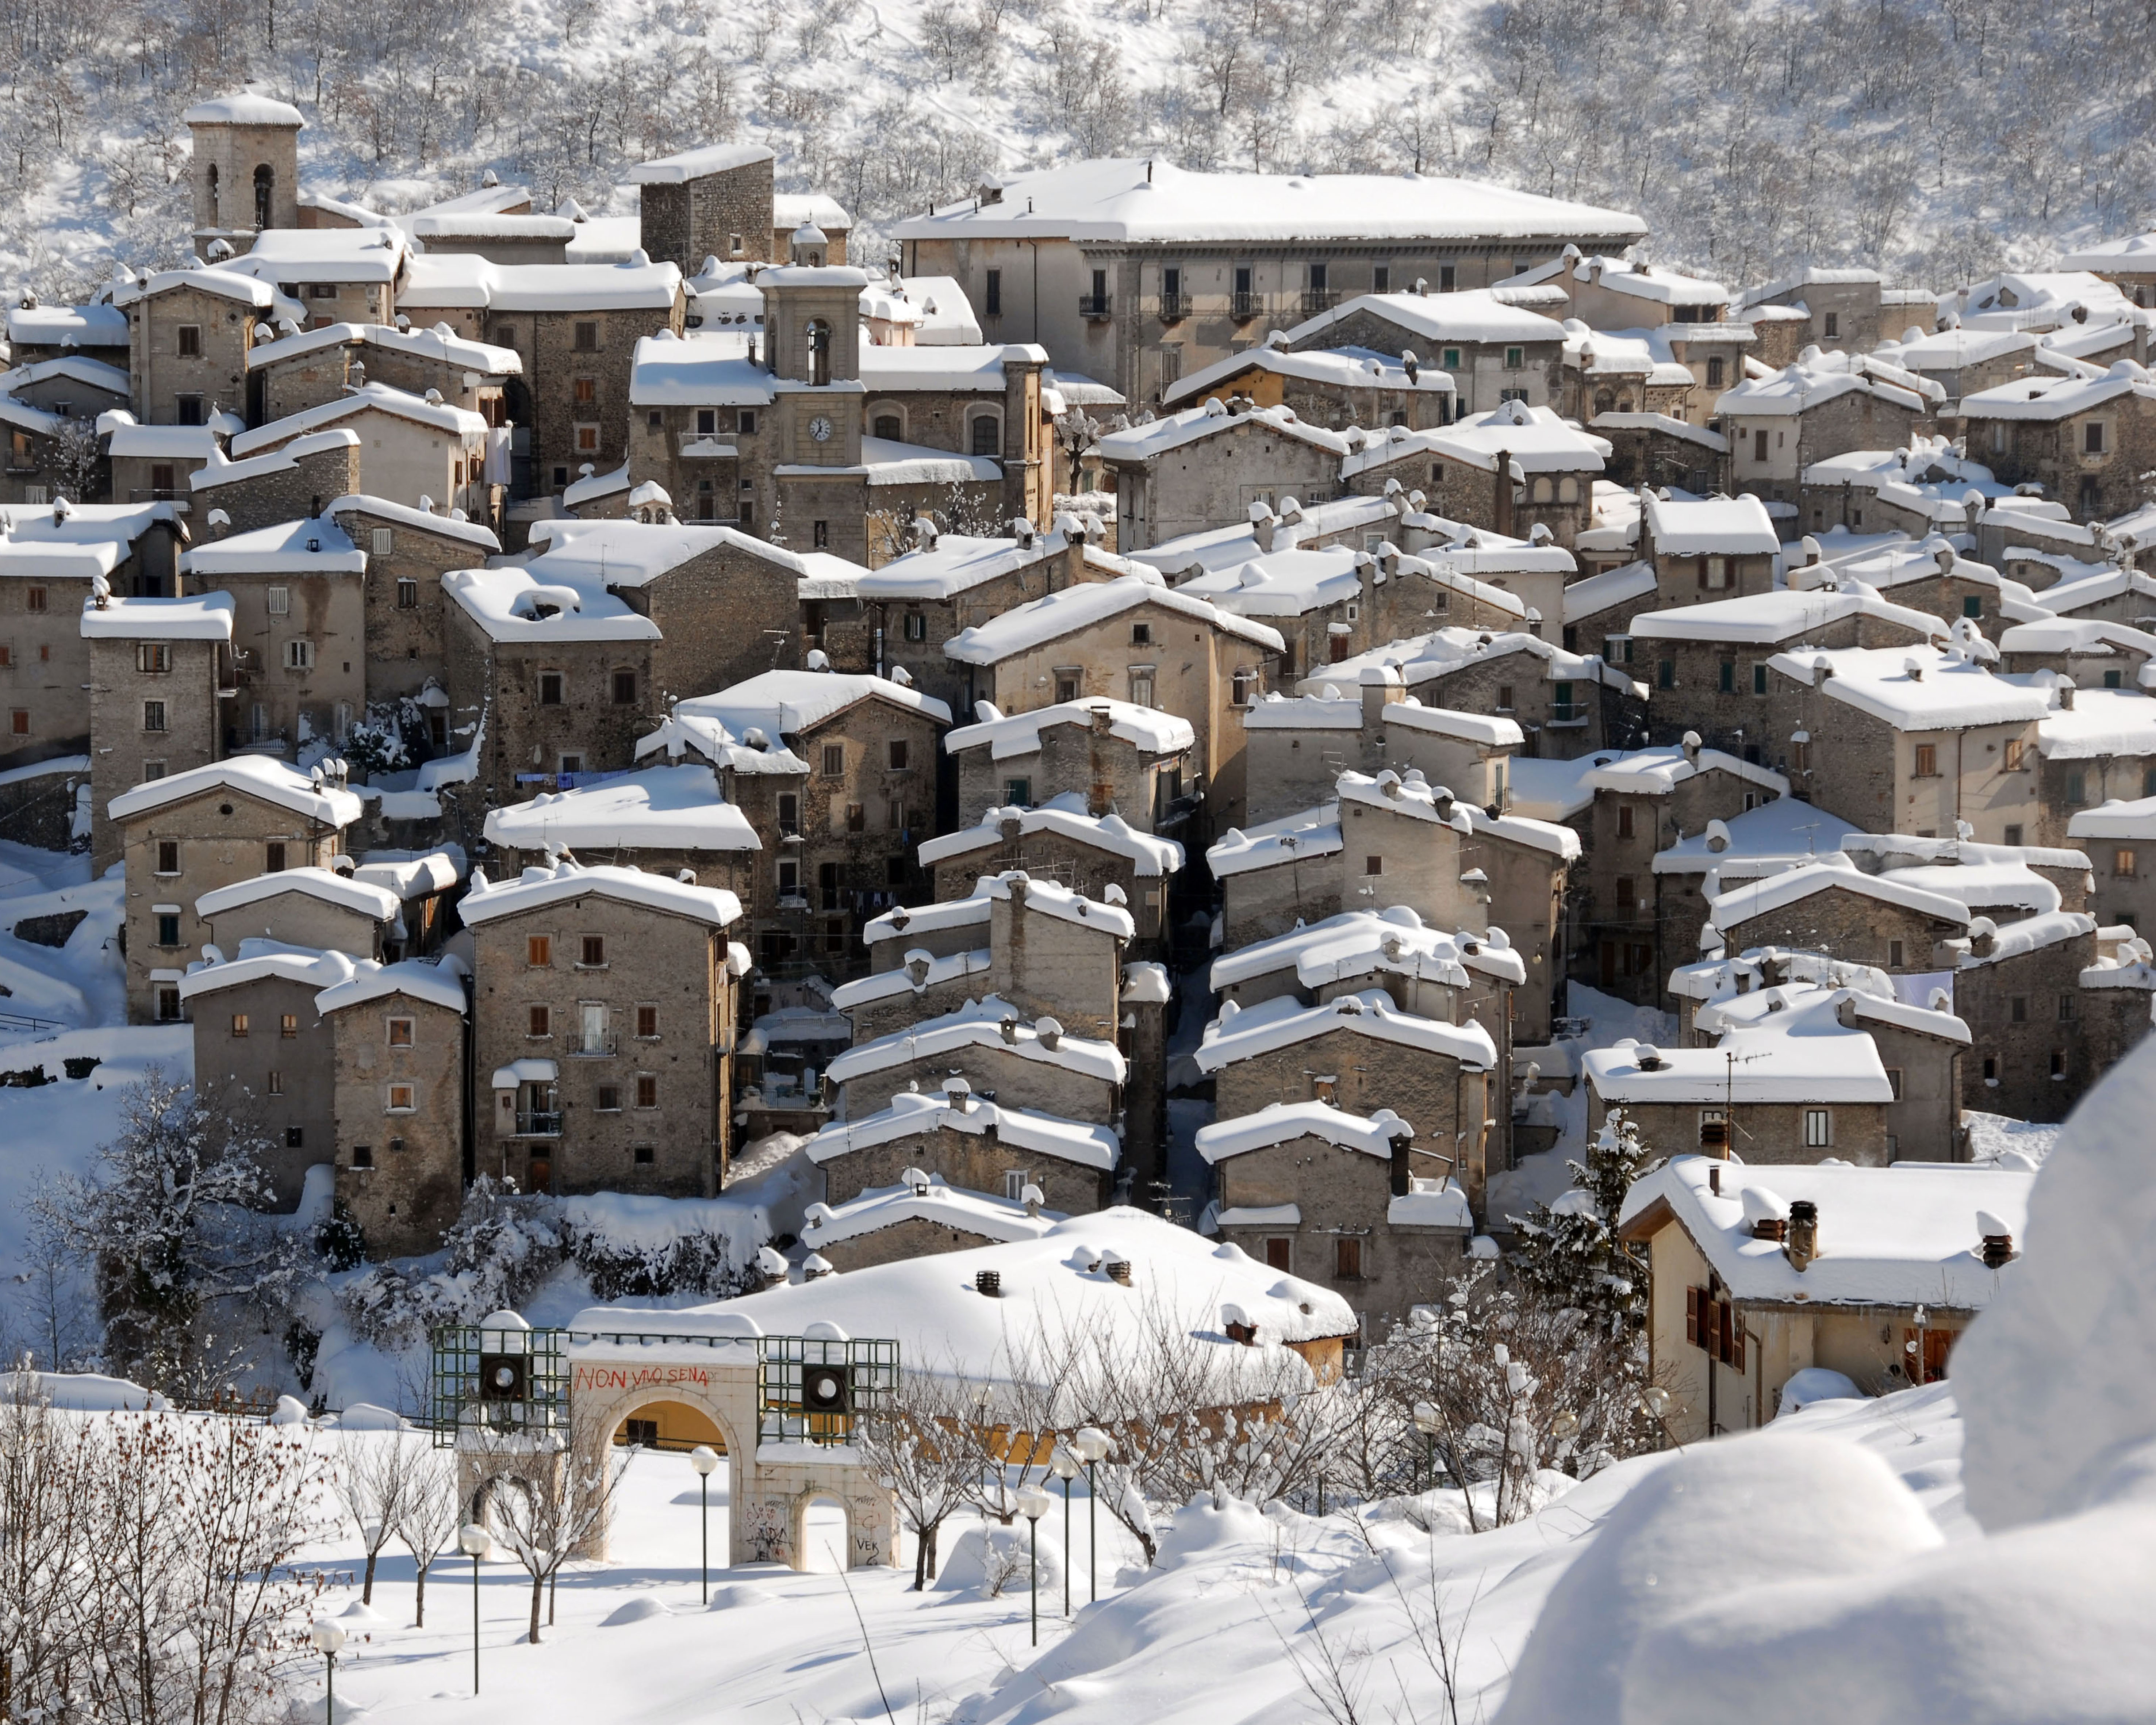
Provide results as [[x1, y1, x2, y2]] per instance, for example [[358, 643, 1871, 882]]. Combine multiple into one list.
[[4, 0, 2153, 301]]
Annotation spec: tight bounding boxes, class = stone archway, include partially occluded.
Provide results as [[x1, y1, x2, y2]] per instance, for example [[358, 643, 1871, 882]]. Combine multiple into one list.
[[792, 1487, 852, 1574], [610, 1395, 729, 1453]]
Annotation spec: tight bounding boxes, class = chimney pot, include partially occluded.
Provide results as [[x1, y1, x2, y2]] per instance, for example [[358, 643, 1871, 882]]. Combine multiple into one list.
[[1785, 1199, 1819, 1271], [975, 1269, 1002, 1297]]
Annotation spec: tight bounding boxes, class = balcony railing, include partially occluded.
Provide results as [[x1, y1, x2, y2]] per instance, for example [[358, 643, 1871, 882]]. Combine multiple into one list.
[[1230, 291, 1262, 320], [1157, 292, 1189, 321], [1301, 289, 1339, 316], [570, 1032, 618, 1057], [1548, 701, 1590, 726], [1078, 294, 1112, 320], [513, 1110, 563, 1137]]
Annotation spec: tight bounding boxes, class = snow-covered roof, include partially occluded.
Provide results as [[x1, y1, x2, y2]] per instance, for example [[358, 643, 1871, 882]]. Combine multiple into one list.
[[180, 937, 357, 1001], [864, 895, 992, 945], [1950, 909, 2098, 968], [1996, 615, 2156, 667], [108, 753, 361, 826], [944, 572, 1285, 662], [855, 435, 1004, 487], [79, 591, 235, 642], [1618, 1155, 2032, 1309], [182, 90, 304, 125], [180, 517, 364, 577], [1714, 352, 1923, 418], [6, 303, 127, 347], [2036, 689, 2156, 759], [189, 429, 363, 495], [628, 142, 775, 184], [1196, 986, 1497, 1072], [1768, 643, 2053, 731], [1196, 1099, 1414, 1163], [483, 766, 760, 854], [669, 668, 951, 740], [1205, 802, 1343, 878], [1957, 361, 2156, 423], [458, 860, 742, 930], [1561, 559, 1659, 624], [1587, 745, 1789, 798], [2069, 795, 2156, 840], [1336, 767, 1582, 857], [856, 342, 1048, 393], [1161, 343, 1455, 413], [313, 953, 468, 1016], [398, 254, 682, 311], [0, 354, 132, 397], [194, 865, 400, 924], [629, 332, 777, 407], [1653, 798, 1863, 875], [976, 870, 1135, 938], [917, 793, 1185, 876], [214, 227, 406, 284], [1567, 255, 1728, 304], [945, 697, 1193, 761], [1953, 270, 2141, 333], [1340, 400, 1609, 480], [227, 383, 484, 458], [1208, 904, 1526, 993], [441, 564, 661, 643], [1876, 860, 2062, 917], [1313, 623, 1635, 695], [244, 319, 520, 376], [858, 523, 1146, 600], [1378, 699, 1524, 748], [1709, 854, 1971, 933], [326, 493, 501, 552], [1185, 542, 1526, 623], [1735, 266, 1881, 307], [806, 1088, 1119, 1170], [824, 994, 1127, 1086], [800, 1179, 1065, 1252], [524, 514, 802, 582], [1631, 585, 1948, 647], [353, 848, 467, 899], [99, 420, 225, 460], [1588, 987, 1893, 1104], [1645, 493, 1780, 556], [1587, 411, 1731, 452], [1283, 287, 1572, 349], [111, 268, 275, 310], [891, 160, 1645, 245], [829, 947, 993, 1011], [1129, 494, 1409, 579], [1097, 399, 1351, 464]]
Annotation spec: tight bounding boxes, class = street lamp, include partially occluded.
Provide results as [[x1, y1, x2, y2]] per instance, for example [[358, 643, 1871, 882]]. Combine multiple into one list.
[[309, 1619, 346, 1722], [1048, 1446, 1080, 1617], [1016, 1483, 1054, 1646], [689, 1446, 720, 1603], [458, 1522, 490, 1694], [1639, 1385, 1676, 1449], [1412, 1401, 1440, 1490], [1071, 1426, 1111, 1604]]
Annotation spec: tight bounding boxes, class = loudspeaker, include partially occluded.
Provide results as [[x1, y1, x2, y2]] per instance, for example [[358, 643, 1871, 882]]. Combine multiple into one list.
[[479, 1353, 529, 1401], [802, 1363, 849, 1415]]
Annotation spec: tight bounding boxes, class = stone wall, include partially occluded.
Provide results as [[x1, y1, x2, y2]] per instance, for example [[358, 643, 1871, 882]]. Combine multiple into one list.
[[334, 502, 485, 706], [91, 636, 225, 884], [1954, 929, 2101, 1122], [194, 441, 362, 534], [330, 989, 467, 1254], [190, 972, 339, 1206], [817, 1119, 1109, 1214], [1591, 1094, 1890, 1166]]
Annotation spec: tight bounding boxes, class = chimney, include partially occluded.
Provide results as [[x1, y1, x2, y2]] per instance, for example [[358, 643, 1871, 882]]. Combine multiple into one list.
[[999, 1017, 1019, 1045], [1090, 703, 1113, 734], [1022, 1183, 1043, 1219], [1036, 1016, 1063, 1051], [1431, 787, 1455, 822], [908, 952, 932, 988], [1785, 1200, 1819, 1271], [1743, 1186, 1788, 1238], [1633, 1044, 1665, 1071], [1977, 1209, 2015, 1267], [802, 1253, 834, 1281], [1968, 917, 1997, 959], [2057, 682, 2076, 711], [1681, 730, 1701, 766], [975, 1268, 1002, 1297], [1250, 501, 1278, 553], [755, 1245, 789, 1290], [1101, 1251, 1132, 1286], [1223, 1303, 1258, 1345], [943, 1076, 973, 1112]]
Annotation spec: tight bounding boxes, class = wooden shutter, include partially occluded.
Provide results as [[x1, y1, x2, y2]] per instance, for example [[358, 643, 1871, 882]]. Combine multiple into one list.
[[1686, 1287, 1702, 1346]]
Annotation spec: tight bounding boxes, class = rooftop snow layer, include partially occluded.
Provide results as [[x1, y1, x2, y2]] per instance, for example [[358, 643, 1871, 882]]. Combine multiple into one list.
[[458, 860, 741, 930], [483, 766, 760, 853]]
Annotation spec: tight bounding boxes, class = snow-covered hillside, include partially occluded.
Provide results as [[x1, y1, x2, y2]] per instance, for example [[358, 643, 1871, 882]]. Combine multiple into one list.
[[11, 0, 2156, 305]]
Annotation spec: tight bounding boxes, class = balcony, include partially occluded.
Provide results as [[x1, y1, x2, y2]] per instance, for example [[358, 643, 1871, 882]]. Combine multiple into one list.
[[513, 1110, 563, 1137], [570, 1032, 617, 1057], [1157, 292, 1189, 322], [1230, 291, 1262, 321], [1301, 290, 1338, 317], [1548, 702, 1590, 727], [1078, 294, 1113, 321]]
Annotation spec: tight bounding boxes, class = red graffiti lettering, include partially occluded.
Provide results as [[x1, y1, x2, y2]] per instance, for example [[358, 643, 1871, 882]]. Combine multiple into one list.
[[572, 1364, 713, 1393]]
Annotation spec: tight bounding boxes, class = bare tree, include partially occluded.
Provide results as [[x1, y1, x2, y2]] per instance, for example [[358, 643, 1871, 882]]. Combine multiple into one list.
[[0, 1380, 98, 1714], [390, 1441, 460, 1626], [853, 1362, 974, 1588], [333, 1429, 411, 1605], [469, 1429, 622, 1643]]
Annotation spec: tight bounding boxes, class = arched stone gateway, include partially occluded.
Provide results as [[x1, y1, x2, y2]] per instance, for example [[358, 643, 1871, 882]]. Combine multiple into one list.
[[436, 1309, 899, 1570]]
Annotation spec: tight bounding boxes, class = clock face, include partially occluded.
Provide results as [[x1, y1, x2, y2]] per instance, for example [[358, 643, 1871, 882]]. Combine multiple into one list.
[[809, 415, 833, 443]]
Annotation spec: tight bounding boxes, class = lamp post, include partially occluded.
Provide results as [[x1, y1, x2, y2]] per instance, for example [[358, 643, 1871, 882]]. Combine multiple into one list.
[[1016, 1483, 1053, 1646], [1048, 1446, 1079, 1617], [309, 1619, 346, 1722], [689, 1446, 720, 1603], [1071, 1426, 1111, 1603], [1412, 1401, 1440, 1489], [458, 1523, 490, 1695], [1640, 1385, 1675, 1449]]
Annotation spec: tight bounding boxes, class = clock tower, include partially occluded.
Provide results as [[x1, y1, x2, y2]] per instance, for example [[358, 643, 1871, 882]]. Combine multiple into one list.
[[755, 237, 871, 557]]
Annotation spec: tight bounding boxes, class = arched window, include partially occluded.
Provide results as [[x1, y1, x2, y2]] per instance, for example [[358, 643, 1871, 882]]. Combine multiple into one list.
[[253, 164, 274, 230], [1593, 388, 1614, 416], [872, 412, 902, 441], [1616, 395, 1634, 413], [1557, 475, 1579, 504], [805, 319, 831, 387], [1531, 476, 1554, 504], [206, 162, 219, 222], [970, 414, 1000, 457]]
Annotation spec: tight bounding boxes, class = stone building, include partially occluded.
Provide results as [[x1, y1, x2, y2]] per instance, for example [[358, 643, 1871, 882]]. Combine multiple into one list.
[[917, 797, 1185, 951], [1242, 681, 1520, 827], [223, 385, 492, 519], [195, 864, 399, 959], [189, 430, 364, 535], [806, 1093, 1117, 1225], [1639, 493, 1780, 606], [460, 861, 745, 1198], [211, 226, 408, 333], [110, 755, 362, 1022], [1957, 366, 2156, 523], [665, 668, 950, 971], [182, 90, 303, 257], [327, 494, 502, 709], [245, 321, 518, 427], [890, 159, 1643, 409], [1946, 910, 2106, 1122], [114, 269, 279, 427], [180, 518, 365, 757], [945, 571, 1282, 835], [483, 760, 759, 907], [1160, 343, 1457, 432], [1716, 355, 1938, 511], [1734, 268, 1891, 355], [630, 145, 781, 272], [1097, 401, 1352, 552], [941, 697, 1196, 832], [84, 592, 238, 879], [320, 955, 470, 1255], [2029, 688, 2156, 846], [1705, 858, 1971, 978], [1278, 287, 1572, 418], [796, 1174, 1064, 1273], [103, 418, 228, 511], [1339, 402, 1609, 550], [2069, 794, 2156, 931]]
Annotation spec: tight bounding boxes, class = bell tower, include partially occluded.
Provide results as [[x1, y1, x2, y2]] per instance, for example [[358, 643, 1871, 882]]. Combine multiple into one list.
[[184, 88, 304, 260]]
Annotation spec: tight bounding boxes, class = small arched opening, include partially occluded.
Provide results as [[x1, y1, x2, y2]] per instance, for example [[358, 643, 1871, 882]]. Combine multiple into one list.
[[806, 319, 832, 387], [797, 1492, 849, 1573], [970, 413, 1002, 458], [611, 1397, 727, 1454], [207, 162, 219, 223], [870, 406, 904, 441], [253, 164, 274, 230]]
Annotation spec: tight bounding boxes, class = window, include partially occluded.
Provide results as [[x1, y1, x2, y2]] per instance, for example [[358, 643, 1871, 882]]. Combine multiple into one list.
[[1334, 1236, 1363, 1280], [812, 520, 828, 549], [2059, 993, 2079, 1022], [580, 935, 606, 968], [155, 912, 179, 946], [1913, 743, 1938, 777], [1881, 1065, 1903, 1101], [177, 324, 201, 357], [2005, 738, 2025, 770], [1753, 662, 1768, 695], [806, 317, 833, 385], [738, 409, 757, 435], [887, 738, 910, 771], [1364, 854, 1384, 876], [776, 793, 799, 835], [636, 1004, 657, 1039], [529, 1004, 552, 1037], [596, 1084, 621, 1112], [612, 669, 637, 705], [2085, 422, 2107, 456], [1130, 620, 1153, 647], [573, 321, 598, 351], [1705, 555, 1729, 590], [2010, 995, 2028, 1023], [266, 841, 287, 872], [387, 1084, 415, 1112], [142, 700, 166, 733], [1055, 671, 1081, 701], [1129, 669, 1155, 707], [155, 838, 180, 875], [1496, 683, 1516, 710], [1889, 940, 1905, 967], [1718, 661, 1735, 693], [1003, 776, 1032, 807], [777, 858, 799, 897], [154, 984, 180, 1023], [635, 1074, 657, 1109], [2052, 1049, 2068, 1079], [985, 268, 1002, 317], [135, 642, 171, 675], [1753, 428, 1769, 463], [1615, 875, 1637, 913], [283, 1125, 304, 1150], [872, 412, 902, 440], [1439, 264, 1457, 292], [2067, 770, 2087, 805], [230, 1013, 250, 1038], [262, 584, 292, 619], [575, 423, 600, 453], [1706, 356, 1725, 386], [528, 935, 552, 967], [902, 611, 927, 642], [1803, 1108, 1832, 1147], [970, 415, 1000, 456], [283, 639, 315, 670], [176, 395, 205, 427], [1617, 804, 1635, 840], [1657, 659, 1675, 691], [1504, 345, 1523, 369], [538, 671, 564, 705], [821, 742, 845, 777], [280, 1012, 298, 1039], [23, 587, 43, 614], [2117, 848, 2137, 879], [387, 1017, 415, 1048], [845, 802, 864, 833]]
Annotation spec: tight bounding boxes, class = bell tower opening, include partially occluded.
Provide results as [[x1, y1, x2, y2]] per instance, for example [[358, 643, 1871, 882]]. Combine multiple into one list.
[[253, 164, 274, 231]]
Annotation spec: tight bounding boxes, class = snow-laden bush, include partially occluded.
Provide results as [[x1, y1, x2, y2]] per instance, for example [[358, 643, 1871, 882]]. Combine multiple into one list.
[[560, 1216, 759, 1303], [339, 1177, 564, 1348]]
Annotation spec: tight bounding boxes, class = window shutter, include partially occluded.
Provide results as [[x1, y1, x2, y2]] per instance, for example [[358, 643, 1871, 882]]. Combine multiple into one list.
[[1685, 1287, 1702, 1346]]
